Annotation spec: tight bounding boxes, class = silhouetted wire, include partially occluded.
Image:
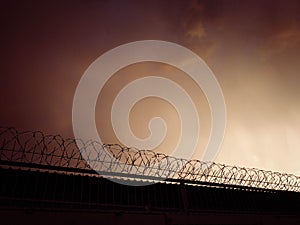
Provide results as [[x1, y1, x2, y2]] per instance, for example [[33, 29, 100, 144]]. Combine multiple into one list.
[[0, 126, 300, 191]]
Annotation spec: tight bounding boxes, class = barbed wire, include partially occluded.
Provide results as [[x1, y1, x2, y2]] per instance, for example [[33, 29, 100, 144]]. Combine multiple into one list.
[[1, 126, 300, 191]]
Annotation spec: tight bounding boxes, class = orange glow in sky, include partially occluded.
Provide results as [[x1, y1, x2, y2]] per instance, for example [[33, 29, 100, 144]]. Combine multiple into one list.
[[1, 0, 300, 175]]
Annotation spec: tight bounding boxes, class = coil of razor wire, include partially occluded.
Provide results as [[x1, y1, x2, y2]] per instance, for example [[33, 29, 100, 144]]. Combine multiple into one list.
[[1, 127, 300, 191]]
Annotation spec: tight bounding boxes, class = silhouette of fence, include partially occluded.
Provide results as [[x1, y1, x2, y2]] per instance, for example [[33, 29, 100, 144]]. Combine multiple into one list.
[[1, 126, 300, 191]]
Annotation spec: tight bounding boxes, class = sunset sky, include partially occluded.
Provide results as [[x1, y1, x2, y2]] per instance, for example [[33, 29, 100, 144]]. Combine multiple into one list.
[[1, 0, 300, 175]]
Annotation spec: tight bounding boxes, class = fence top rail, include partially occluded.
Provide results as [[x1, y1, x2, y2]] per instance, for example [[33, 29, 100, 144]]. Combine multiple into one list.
[[1, 126, 300, 192]]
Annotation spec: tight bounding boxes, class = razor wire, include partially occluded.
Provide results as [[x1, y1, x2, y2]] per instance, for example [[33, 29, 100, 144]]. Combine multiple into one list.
[[1, 126, 300, 191]]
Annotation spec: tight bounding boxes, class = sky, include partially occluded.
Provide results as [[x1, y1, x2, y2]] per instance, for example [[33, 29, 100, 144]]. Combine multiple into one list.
[[1, 0, 300, 175]]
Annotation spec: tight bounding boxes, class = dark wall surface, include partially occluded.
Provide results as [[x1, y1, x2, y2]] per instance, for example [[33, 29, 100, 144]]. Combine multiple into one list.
[[1, 168, 300, 225]]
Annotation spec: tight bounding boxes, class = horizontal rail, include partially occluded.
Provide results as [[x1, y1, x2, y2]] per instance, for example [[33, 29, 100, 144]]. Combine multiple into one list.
[[1, 126, 300, 192]]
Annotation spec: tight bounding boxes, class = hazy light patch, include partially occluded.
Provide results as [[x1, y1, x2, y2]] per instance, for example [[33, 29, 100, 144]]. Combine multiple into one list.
[[218, 119, 300, 174]]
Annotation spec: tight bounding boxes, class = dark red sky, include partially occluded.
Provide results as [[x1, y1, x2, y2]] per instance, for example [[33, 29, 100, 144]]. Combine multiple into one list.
[[1, 0, 300, 174]]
